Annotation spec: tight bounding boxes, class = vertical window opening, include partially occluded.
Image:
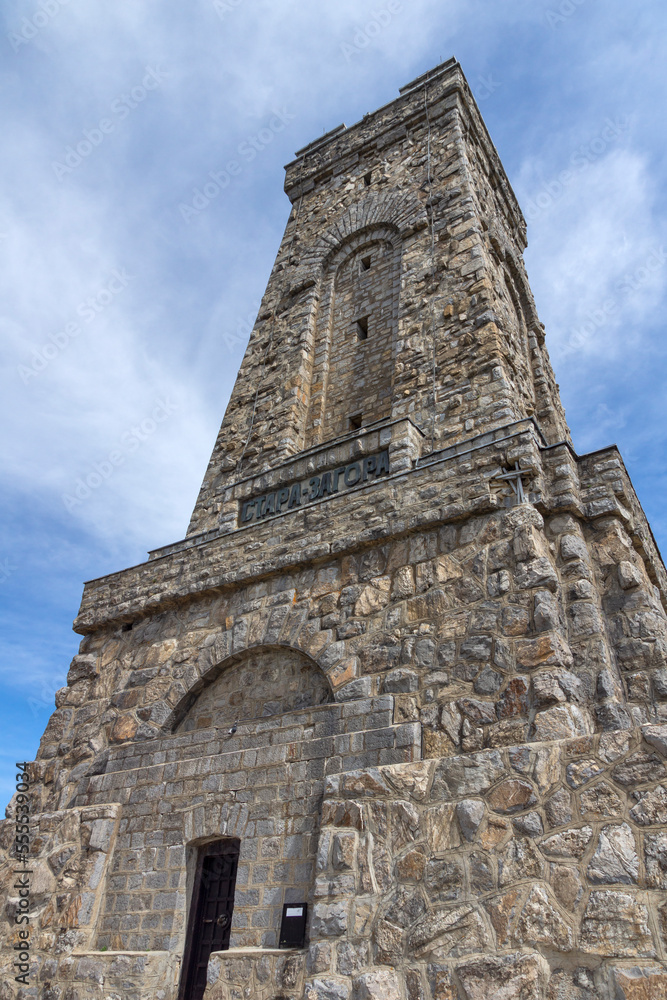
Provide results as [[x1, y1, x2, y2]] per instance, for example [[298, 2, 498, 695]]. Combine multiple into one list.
[[364, 171, 372, 186], [349, 413, 363, 431], [356, 316, 369, 341], [360, 254, 372, 272]]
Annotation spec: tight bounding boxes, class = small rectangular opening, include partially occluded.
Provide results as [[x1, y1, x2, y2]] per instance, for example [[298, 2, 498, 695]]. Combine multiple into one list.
[[356, 316, 369, 340], [364, 171, 372, 186], [349, 413, 363, 431], [360, 254, 372, 272]]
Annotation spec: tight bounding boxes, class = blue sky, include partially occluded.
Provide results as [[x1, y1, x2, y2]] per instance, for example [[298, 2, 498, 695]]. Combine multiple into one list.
[[1, 0, 666, 805]]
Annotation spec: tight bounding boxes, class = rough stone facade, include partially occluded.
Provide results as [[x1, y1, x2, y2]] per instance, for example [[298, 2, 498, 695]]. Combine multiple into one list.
[[2, 58, 667, 999]]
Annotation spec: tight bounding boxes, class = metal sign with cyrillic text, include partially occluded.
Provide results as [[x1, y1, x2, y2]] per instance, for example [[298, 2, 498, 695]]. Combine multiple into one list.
[[240, 449, 390, 525]]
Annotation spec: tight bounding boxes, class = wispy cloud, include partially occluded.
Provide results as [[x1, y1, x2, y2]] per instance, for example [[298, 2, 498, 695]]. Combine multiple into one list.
[[521, 148, 666, 364]]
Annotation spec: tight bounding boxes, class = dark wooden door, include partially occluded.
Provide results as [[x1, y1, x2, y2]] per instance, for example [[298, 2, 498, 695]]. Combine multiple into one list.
[[179, 840, 240, 1000]]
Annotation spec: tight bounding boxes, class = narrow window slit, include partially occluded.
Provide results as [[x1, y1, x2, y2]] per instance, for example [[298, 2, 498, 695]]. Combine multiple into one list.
[[360, 255, 372, 272], [349, 413, 363, 431], [364, 171, 372, 186], [356, 316, 369, 340]]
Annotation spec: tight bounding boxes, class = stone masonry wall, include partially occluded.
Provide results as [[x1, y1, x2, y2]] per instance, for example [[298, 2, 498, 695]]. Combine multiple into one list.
[[3, 418, 664, 997], [3, 458, 666, 995], [205, 949, 306, 1000], [0, 698, 417, 997], [5, 726, 667, 998], [31, 427, 665, 820], [78, 698, 418, 953], [302, 725, 667, 999]]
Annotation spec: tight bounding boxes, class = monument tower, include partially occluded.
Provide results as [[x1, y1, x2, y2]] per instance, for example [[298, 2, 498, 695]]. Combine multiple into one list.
[[3, 58, 667, 1000]]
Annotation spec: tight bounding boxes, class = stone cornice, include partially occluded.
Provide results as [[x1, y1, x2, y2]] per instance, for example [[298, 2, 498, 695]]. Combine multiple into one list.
[[74, 421, 665, 634]]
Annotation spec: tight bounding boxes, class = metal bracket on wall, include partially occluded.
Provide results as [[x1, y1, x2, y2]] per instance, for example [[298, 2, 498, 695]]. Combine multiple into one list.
[[493, 462, 530, 506]]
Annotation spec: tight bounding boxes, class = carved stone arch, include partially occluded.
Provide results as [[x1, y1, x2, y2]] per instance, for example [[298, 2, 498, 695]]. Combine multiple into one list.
[[299, 208, 418, 447], [168, 643, 334, 733], [278, 191, 428, 451], [488, 220, 541, 335], [324, 223, 402, 279], [505, 253, 540, 334], [292, 189, 428, 287]]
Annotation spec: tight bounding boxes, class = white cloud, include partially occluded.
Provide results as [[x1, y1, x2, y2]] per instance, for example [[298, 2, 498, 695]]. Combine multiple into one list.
[[522, 148, 666, 366]]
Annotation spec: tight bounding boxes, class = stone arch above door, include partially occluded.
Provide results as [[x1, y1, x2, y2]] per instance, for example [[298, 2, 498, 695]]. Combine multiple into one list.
[[176, 645, 333, 733]]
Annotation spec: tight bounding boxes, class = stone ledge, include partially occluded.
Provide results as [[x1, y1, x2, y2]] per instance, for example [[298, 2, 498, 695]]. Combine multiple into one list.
[[149, 417, 425, 560], [211, 947, 304, 956], [71, 949, 171, 956], [73, 423, 545, 631], [73, 420, 664, 634]]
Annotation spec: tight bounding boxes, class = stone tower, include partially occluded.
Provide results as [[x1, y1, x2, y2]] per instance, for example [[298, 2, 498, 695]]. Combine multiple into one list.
[[3, 58, 667, 1000]]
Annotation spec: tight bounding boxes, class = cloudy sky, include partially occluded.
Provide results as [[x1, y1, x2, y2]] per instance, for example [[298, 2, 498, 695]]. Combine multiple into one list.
[[1, 0, 666, 804]]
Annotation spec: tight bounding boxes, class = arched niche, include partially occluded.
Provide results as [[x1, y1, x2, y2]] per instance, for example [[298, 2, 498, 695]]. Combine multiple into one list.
[[304, 225, 402, 448], [176, 645, 333, 733]]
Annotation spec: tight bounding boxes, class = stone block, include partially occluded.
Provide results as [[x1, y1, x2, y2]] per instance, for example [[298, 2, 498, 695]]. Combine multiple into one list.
[[456, 799, 485, 841], [311, 901, 348, 937], [512, 811, 543, 838], [618, 561, 643, 590], [498, 837, 544, 886], [580, 890, 655, 957], [486, 778, 537, 814], [561, 534, 588, 562], [629, 785, 667, 825], [541, 826, 593, 860], [515, 557, 559, 591], [408, 903, 491, 958], [580, 780, 624, 820], [354, 970, 402, 1000], [612, 966, 667, 999], [456, 951, 548, 999], [586, 823, 639, 888], [424, 857, 464, 901], [306, 979, 351, 1000], [433, 750, 505, 798], [642, 724, 667, 757], [514, 884, 574, 951], [67, 654, 99, 685], [516, 632, 573, 670], [534, 704, 591, 741], [307, 942, 333, 975]]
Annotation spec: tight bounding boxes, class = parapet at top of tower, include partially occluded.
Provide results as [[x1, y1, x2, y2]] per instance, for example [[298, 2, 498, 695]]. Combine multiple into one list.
[[284, 58, 526, 251]]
